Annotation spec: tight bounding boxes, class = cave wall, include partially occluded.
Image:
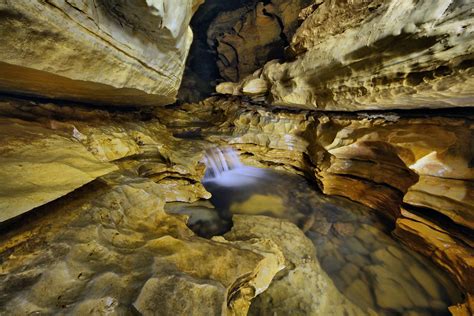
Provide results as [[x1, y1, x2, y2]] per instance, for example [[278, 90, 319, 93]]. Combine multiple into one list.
[[208, 0, 313, 82], [178, 0, 312, 102], [0, 0, 473, 314], [0, 0, 203, 106], [0, 96, 368, 315], [217, 0, 474, 111], [166, 97, 473, 313]]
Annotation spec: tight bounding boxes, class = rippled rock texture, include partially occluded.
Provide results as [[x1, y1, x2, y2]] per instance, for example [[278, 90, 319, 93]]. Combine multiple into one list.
[[163, 97, 473, 312], [207, 0, 312, 82], [0, 0, 203, 106], [0, 97, 370, 315], [1, 1, 473, 314], [0, 178, 281, 315], [217, 0, 474, 111], [0, 97, 209, 223], [1, 94, 472, 314]]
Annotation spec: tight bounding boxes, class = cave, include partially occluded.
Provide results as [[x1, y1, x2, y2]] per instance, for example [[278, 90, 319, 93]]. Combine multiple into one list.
[[0, 1, 473, 315]]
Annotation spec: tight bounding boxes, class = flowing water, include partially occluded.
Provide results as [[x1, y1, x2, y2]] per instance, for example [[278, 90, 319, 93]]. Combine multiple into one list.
[[181, 147, 462, 315]]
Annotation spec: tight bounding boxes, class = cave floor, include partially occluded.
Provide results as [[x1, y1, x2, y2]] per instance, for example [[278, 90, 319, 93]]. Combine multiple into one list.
[[0, 97, 469, 315], [198, 168, 462, 315]]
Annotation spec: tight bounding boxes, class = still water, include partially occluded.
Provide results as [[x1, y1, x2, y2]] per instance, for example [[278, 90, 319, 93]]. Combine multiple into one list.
[[170, 148, 462, 315]]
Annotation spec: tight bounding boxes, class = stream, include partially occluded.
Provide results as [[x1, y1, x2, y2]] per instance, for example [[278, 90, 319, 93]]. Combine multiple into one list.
[[167, 147, 462, 315]]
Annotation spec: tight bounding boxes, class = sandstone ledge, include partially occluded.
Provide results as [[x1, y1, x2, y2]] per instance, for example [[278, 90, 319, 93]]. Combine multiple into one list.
[[0, 0, 203, 106]]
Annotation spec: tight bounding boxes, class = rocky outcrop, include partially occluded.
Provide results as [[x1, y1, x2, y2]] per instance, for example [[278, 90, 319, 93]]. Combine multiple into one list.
[[163, 96, 473, 312], [0, 105, 117, 222], [207, 0, 312, 82], [0, 97, 372, 314], [0, 178, 282, 315], [1, 0, 473, 314], [226, 215, 365, 315], [0, 96, 209, 223], [217, 0, 474, 111], [0, 0, 203, 106]]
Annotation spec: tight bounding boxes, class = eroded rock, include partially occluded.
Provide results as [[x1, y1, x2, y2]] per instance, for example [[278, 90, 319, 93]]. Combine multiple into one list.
[[219, 0, 474, 111], [0, 117, 117, 222], [225, 215, 366, 316], [207, 0, 312, 82], [167, 97, 473, 312], [0, 0, 203, 106]]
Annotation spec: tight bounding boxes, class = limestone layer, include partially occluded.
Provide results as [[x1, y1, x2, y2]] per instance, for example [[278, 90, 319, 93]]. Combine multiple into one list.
[[207, 0, 312, 82], [0, 97, 365, 315], [0, 0, 203, 106], [0, 96, 210, 223], [162, 97, 474, 313], [217, 0, 474, 111]]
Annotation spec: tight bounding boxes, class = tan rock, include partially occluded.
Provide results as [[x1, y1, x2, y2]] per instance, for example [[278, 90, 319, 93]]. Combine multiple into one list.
[[180, 97, 473, 310], [0, 0, 203, 106], [230, 194, 286, 217], [404, 175, 474, 230], [449, 293, 474, 316], [344, 279, 375, 311], [333, 223, 356, 237], [242, 78, 269, 96], [216, 82, 240, 95], [339, 263, 360, 286], [226, 215, 366, 316], [233, 0, 474, 110], [0, 179, 283, 315], [133, 276, 226, 316], [0, 117, 117, 222]]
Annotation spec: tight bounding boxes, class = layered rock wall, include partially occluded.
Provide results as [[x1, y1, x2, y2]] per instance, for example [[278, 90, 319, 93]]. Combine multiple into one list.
[[0, 97, 366, 315], [217, 0, 474, 111], [0, 0, 473, 314], [207, 0, 312, 82], [0, 0, 203, 106], [167, 97, 473, 312]]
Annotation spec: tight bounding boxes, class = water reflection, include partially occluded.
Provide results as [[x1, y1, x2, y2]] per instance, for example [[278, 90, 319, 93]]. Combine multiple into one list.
[[200, 167, 461, 315]]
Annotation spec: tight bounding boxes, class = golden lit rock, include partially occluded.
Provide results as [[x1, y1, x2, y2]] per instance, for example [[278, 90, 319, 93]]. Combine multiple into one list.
[[0, 117, 117, 222], [0, 0, 473, 314], [226, 0, 474, 110], [0, 0, 203, 106]]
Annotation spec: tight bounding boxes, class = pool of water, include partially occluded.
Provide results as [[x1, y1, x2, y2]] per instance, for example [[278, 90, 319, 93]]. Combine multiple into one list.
[[192, 167, 462, 315]]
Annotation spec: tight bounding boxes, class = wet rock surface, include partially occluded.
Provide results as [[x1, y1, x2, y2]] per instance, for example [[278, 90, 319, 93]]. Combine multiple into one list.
[[203, 167, 462, 315], [0, 177, 282, 315], [2, 95, 470, 314], [157, 96, 473, 313], [0, 0, 473, 314]]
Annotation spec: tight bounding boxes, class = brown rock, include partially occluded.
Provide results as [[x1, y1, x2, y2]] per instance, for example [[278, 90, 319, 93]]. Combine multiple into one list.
[[333, 223, 356, 237], [208, 0, 312, 82], [394, 215, 474, 294], [0, 0, 203, 106], [232, 1, 474, 110]]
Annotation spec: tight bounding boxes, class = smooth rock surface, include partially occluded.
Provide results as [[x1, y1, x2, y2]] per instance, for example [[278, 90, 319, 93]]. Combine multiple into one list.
[[226, 215, 365, 316], [0, 117, 117, 222], [0, 0, 203, 106], [0, 97, 209, 222]]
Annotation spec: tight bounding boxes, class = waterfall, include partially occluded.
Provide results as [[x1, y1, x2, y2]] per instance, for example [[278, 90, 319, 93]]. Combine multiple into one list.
[[202, 147, 264, 186]]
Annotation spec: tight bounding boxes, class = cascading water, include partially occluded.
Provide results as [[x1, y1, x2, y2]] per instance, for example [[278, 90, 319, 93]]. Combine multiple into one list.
[[199, 149, 462, 314], [202, 147, 265, 186]]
